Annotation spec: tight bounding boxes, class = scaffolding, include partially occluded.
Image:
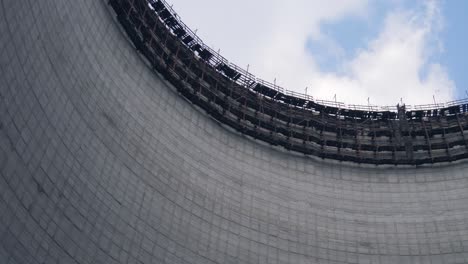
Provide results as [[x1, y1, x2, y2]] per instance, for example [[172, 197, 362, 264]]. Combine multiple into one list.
[[109, 0, 468, 165]]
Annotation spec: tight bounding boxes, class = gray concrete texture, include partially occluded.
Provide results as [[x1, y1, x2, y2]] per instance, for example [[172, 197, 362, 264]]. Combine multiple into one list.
[[1, 0, 468, 263]]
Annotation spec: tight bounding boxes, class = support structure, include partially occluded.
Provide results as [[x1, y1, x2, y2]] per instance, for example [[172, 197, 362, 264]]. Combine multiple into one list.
[[109, 0, 468, 165]]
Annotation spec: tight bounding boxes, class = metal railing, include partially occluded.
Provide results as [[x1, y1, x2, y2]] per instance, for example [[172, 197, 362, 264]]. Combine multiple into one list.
[[151, 0, 467, 115]]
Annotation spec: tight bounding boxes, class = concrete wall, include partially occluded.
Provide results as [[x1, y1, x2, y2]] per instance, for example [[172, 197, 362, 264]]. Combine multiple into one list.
[[1, 0, 468, 263]]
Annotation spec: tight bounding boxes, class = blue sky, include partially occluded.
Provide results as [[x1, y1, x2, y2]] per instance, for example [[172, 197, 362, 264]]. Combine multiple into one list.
[[306, 1, 395, 74], [440, 0, 468, 99], [308, 0, 468, 101], [168, 0, 467, 106]]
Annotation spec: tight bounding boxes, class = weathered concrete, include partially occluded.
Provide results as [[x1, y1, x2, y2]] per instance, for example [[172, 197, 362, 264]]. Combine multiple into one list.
[[1, 0, 468, 263]]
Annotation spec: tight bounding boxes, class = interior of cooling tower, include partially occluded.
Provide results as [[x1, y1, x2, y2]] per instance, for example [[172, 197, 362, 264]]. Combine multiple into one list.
[[2, 0, 468, 263]]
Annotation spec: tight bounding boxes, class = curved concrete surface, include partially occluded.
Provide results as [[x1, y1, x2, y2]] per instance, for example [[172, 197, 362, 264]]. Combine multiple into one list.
[[1, 0, 468, 263]]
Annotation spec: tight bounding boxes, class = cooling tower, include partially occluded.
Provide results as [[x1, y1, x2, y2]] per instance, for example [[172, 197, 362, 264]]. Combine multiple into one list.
[[2, 0, 468, 263]]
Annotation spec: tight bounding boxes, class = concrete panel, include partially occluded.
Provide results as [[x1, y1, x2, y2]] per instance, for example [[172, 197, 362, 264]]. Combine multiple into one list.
[[1, 0, 468, 263]]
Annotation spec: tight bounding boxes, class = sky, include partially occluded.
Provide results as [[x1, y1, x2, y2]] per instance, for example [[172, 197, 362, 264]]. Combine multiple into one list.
[[167, 0, 468, 106]]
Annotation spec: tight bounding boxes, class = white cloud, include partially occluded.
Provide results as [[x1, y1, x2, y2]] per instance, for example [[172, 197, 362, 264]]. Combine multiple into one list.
[[167, 0, 455, 106]]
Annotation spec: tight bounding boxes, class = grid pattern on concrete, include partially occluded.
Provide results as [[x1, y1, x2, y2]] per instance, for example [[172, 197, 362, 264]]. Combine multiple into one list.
[[1, 0, 468, 263]]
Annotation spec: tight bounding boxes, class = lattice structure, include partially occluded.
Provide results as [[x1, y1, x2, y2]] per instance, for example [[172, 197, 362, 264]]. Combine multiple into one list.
[[109, 0, 468, 165]]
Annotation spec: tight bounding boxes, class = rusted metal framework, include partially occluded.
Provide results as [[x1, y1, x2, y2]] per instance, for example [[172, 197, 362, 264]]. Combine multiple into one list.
[[109, 0, 468, 165]]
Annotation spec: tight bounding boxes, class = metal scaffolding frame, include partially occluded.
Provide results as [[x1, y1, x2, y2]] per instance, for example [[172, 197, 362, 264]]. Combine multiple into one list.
[[109, 0, 468, 165]]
